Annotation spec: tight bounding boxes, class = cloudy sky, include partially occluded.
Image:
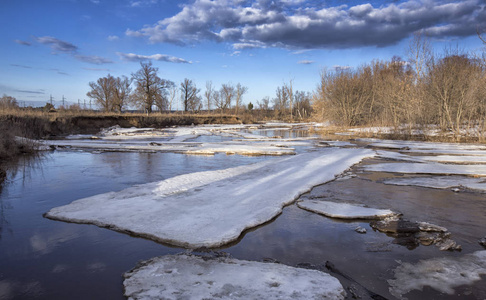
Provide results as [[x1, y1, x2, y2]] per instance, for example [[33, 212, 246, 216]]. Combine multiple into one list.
[[1, 0, 485, 108]]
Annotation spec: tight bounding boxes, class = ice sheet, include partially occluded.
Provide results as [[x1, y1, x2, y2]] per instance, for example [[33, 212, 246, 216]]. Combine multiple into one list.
[[123, 254, 346, 300], [45, 148, 375, 248], [364, 163, 486, 176], [297, 200, 396, 219], [414, 155, 486, 164], [388, 250, 486, 299], [382, 176, 486, 192], [45, 140, 296, 156]]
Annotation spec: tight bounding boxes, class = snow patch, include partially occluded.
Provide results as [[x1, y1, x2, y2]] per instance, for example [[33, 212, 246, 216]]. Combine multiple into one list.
[[297, 200, 396, 219], [388, 251, 486, 299], [45, 148, 375, 248], [123, 254, 346, 300]]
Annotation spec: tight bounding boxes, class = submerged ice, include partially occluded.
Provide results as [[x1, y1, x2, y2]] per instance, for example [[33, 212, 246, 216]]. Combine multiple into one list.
[[389, 250, 486, 299], [45, 148, 375, 248]]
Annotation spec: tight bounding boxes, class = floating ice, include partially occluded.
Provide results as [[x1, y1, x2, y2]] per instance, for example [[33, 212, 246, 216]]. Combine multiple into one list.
[[388, 251, 486, 299], [123, 254, 346, 300], [364, 162, 486, 176], [414, 155, 486, 164], [383, 176, 486, 192], [45, 148, 375, 248], [297, 200, 396, 219]]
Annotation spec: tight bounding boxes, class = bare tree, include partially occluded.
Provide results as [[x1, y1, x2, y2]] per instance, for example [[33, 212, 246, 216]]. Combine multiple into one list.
[[235, 83, 248, 115], [87, 74, 116, 112], [205, 81, 214, 114], [132, 61, 170, 113], [112, 76, 132, 113], [154, 80, 175, 112], [408, 31, 433, 82], [284, 80, 294, 120], [180, 78, 201, 112], [220, 83, 235, 113], [167, 85, 178, 112], [0, 94, 19, 110]]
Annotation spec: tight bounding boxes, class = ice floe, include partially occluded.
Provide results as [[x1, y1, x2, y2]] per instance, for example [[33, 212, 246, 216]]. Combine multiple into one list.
[[388, 250, 486, 299], [414, 155, 486, 164], [48, 123, 323, 156], [364, 162, 486, 176], [383, 176, 486, 192], [123, 254, 346, 300], [45, 148, 374, 248], [297, 200, 396, 219]]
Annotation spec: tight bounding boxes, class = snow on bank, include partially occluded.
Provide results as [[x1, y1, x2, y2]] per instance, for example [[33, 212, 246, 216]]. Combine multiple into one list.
[[297, 200, 396, 219], [45, 148, 375, 248], [388, 250, 486, 299], [364, 163, 486, 176], [383, 176, 486, 192], [45, 140, 297, 156], [123, 254, 346, 300]]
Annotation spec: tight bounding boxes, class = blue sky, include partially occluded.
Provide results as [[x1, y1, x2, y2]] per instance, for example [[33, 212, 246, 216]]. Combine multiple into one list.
[[1, 0, 485, 108]]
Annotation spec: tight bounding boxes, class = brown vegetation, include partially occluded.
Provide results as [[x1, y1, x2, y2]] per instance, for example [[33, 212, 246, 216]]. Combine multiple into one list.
[[313, 34, 486, 142]]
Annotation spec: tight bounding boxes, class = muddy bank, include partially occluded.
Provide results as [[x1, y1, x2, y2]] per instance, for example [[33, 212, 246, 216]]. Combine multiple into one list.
[[1, 114, 244, 138]]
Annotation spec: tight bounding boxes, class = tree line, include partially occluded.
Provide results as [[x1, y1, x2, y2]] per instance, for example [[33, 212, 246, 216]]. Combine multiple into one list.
[[87, 61, 252, 115], [313, 32, 486, 141]]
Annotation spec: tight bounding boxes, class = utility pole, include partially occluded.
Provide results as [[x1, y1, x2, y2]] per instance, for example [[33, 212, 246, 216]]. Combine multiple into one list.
[[84, 99, 86, 110], [89, 99, 92, 110], [50, 94, 54, 106], [62, 95, 66, 107]]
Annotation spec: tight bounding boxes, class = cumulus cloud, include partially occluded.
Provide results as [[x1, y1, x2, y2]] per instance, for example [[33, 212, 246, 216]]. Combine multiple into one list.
[[126, 0, 486, 50], [117, 52, 192, 63], [107, 35, 119, 41]]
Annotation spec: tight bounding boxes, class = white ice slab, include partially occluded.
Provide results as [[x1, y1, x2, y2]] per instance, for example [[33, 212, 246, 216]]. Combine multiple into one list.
[[297, 200, 396, 219], [414, 155, 486, 164], [376, 150, 426, 162], [45, 148, 375, 248], [364, 163, 486, 176], [123, 254, 346, 300], [382, 176, 486, 192], [388, 250, 486, 299]]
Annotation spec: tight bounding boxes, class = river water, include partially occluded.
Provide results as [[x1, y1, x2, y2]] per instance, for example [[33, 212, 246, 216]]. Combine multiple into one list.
[[1, 131, 485, 299]]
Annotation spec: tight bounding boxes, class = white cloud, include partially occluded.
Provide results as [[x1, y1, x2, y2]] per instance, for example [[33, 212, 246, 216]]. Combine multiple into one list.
[[116, 52, 192, 64], [74, 55, 114, 65], [107, 35, 120, 41], [34, 36, 78, 53], [298, 60, 314, 64], [125, 0, 485, 50]]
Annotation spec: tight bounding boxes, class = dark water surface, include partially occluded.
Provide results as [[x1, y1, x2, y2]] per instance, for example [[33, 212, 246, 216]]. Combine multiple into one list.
[[1, 149, 485, 299]]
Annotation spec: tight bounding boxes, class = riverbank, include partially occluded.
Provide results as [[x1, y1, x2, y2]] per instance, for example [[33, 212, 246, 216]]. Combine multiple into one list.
[[0, 112, 247, 158]]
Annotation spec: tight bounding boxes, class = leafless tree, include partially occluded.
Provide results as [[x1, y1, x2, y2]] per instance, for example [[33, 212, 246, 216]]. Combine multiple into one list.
[[87, 74, 116, 112], [205, 81, 214, 114], [154, 80, 174, 112], [132, 61, 170, 113], [284, 80, 294, 120], [220, 83, 235, 113], [180, 78, 201, 112], [235, 83, 248, 115], [0, 94, 18, 110], [112, 76, 132, 113], [167, 85, 178, 112]]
